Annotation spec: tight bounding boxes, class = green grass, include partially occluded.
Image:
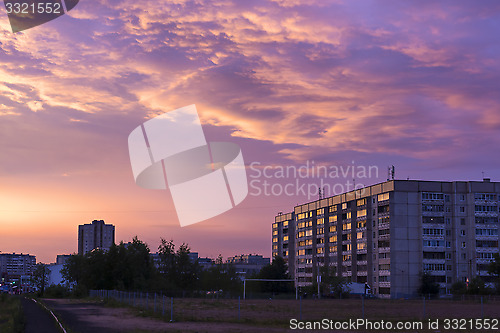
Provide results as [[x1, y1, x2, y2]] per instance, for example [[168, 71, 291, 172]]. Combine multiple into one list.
[[0, 294, 24, 333]]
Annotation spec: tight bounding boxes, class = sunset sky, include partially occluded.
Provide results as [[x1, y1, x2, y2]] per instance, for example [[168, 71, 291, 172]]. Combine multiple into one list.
[[1, 0, 500, 263]]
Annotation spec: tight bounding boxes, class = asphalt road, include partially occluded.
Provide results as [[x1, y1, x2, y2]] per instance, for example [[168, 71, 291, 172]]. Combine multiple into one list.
[[20, 298, 61, 333]]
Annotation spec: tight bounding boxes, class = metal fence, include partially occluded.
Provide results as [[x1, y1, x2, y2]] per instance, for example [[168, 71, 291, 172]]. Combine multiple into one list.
[[89, 290, 500, 324]]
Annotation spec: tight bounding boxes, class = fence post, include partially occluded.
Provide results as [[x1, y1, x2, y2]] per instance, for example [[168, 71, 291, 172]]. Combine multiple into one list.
[[170, 297, 174, 322], [238, 296, 241, 321], [481, 296, 484, 319], [299, 295, 302, 321], [162, 296, 165, 317], [361, 295, 365, 319], [146, 293, 149, 310], [154, 293, 157, 313], [422, 296, 426, 319]]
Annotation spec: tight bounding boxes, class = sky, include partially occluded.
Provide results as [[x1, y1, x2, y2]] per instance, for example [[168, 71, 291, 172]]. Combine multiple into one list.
[[1, 0, 500, 263]]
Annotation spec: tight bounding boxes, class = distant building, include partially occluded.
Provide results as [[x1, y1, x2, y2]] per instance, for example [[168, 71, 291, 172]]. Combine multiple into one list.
[[56, 255, 71, 265], [0, 253, 36, 278], [274, 178, 500, 298], [47, 264, 65, 286], [226, 254, 270, 279], [78, 220, 115, 255]]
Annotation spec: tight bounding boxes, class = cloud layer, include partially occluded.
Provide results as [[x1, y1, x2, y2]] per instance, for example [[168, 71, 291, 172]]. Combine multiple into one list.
[[1, 0, 500, 261]]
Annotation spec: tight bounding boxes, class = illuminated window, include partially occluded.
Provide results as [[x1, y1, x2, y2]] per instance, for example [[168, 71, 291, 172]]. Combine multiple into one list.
[[357, 209, 367, 218], [273, 237, 278, 243], [317, 218, 324, 225], [273, 230, 278, 236], [329, 205, 337, 213], [329, 215, 337, 223], [378, 193, 390, 201], [317, 228, 324, 235], [317, 247, 324, 254], [317, 208, 324, 216], [329, 246, 337, 253], [329, 235, 337, 243], [357, 199, 366, 206], [305, 230, 313, 237], [283, 221, 288, 227], [357, 231, 365, 239], [343, 223, 351, 231], [330, 226, 337, 233], [272, 223, 278, 229], [273, 245, 278, 250], [283, 235, 289, 242], [317, 237, 324, 244], [357, 243, 366, 250], [298, 249, 305, 256], [357, 220, 366, 228]]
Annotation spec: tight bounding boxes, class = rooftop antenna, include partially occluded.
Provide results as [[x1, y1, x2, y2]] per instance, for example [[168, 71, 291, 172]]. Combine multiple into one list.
[[318, 187, 322, 200], [387, 165, 395, 181]]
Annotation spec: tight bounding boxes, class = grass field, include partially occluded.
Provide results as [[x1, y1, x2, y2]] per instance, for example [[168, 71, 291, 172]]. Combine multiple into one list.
[[96, 295, 500, 332], [0, 294, 24, 333]]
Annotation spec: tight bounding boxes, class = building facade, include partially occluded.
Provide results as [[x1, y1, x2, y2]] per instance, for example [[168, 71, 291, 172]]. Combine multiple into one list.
[[0, 253, 36, 278], [78, 220, 115, 255], [226, 254, 270, 279], [273, 179, 500, 298]]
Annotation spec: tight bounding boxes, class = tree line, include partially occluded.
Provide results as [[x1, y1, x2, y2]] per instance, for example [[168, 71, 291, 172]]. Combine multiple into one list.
[[52, 237, 292, 298]]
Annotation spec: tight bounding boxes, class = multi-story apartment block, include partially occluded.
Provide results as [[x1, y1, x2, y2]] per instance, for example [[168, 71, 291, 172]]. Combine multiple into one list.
[[273, 212, 295, 278], [273, 179, 500, 298], [78, 220, 115, 255], [0, 252, 36, 278]]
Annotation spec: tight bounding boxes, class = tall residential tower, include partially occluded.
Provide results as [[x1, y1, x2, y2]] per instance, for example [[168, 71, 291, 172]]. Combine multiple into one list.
[[78, 220, 115, 255], [273, 179, 500, 298]]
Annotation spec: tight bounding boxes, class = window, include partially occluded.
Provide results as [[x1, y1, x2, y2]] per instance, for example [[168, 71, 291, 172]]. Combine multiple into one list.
[[422, 217, 444, 224], [378, 193, 390, 201], [357, 220, 366, 228], [272, 223, 278, 229], [342, 202, 348, 210], [317, 208, 325, 216], [423, 240, 444, 247], [475, 193, 497, 201], [357, 242, 366, 250], [379, 264, 390, 271], [317, 218, 324, 225], [476, 228, 498, 236], [329, 215, 337, 223], [343, 223, 351, 231], [283, 235, 289, 241], [329, 226, 337, 234], [317, 247, 324, 254], [329, 235, 337, 243], [461, 242, 466, 248], [423, 263, 445, 271], [272, 237, 278, 243], [342, 212, 352, 219], [475, 205, 497, 212], [357, 231, 365, 239], [317, 237, 324, 244], [329, 205, 337, 213], [460, 230, 466, 236], [423, 228, 444, 236], [357, 199, 366, 206], [422, 192, 444, 200], [357, 209, 367, 218], [422, 204, 444, 212], [317, 227, 324, 235], [476, 240, 499, 248], [460, 218, 465, 225], [273, 230, 278, 236]]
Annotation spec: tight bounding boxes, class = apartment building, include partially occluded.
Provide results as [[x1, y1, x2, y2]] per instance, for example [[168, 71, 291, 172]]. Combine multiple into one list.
[[78, 220, 115, 255], [273, 179, 500, 298], [0, 252, 36, 278]]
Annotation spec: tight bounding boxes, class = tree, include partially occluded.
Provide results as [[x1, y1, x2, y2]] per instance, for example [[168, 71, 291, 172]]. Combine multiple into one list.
[[319, 265, 348, 298], [488, 253, 500, 293], [33, 263, 50, 296], [257, 256, 293, 293], [418, 272, 440, 296]]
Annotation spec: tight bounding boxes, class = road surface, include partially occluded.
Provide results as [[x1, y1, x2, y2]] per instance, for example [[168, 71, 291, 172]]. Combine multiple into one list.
[[21, 298, 61, 333]]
